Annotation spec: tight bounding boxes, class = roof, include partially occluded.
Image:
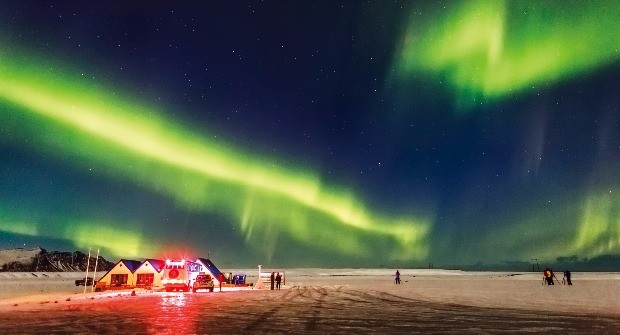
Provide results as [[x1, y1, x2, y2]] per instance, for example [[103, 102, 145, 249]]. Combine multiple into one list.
[[196, 258, 223, 279], [144, 259, 166, 272], [97, 258, 142, 280], [120, 259, 143, 273]]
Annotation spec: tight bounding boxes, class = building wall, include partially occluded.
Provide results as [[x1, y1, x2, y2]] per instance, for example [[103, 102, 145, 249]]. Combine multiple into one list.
[[99, 262, 136, 287], [134, 261, 163, 288]]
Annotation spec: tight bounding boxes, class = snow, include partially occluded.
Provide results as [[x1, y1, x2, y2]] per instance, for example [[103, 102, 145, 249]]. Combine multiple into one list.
[[0, 269, 618, 333]]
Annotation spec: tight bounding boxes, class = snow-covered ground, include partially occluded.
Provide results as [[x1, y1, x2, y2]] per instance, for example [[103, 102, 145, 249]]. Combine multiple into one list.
[[0, 269, 618, 333]]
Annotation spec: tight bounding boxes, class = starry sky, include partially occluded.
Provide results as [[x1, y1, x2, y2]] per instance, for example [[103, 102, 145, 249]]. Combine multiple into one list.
[[0, 1, 619, 268]]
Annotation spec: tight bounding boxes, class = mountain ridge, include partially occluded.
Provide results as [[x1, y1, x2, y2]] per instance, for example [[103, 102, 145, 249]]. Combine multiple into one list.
[[0, 247, 114, 272]]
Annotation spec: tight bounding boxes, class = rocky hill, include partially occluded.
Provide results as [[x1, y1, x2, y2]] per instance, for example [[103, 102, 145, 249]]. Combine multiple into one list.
[[0, 247, 114, 272]]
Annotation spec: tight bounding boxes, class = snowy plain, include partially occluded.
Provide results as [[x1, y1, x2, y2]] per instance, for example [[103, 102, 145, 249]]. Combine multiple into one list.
[[0, 269, 618, 333]]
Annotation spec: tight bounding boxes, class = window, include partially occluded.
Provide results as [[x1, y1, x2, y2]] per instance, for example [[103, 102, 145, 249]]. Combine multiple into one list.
[[111, 274, 128, 286], [137, 273, 154, 285], [187, 262, 201, 273]]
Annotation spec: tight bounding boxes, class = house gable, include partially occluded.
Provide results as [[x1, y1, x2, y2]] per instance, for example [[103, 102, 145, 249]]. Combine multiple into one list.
[[144, 259, 166, 273], [98, 259, 141, 286]]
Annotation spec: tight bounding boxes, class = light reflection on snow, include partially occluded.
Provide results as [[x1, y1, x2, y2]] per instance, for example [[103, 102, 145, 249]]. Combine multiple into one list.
[[150, 293, 198, 334], [160, 293, 187, 308]]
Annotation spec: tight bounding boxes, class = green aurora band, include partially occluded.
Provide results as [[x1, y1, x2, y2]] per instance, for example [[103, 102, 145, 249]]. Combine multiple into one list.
[[2, 0, 619, 264], [389, 0, 620, 262], [0, 53, 431, 261], [467, 188, 620, 263], [394, 0, 620, 108]]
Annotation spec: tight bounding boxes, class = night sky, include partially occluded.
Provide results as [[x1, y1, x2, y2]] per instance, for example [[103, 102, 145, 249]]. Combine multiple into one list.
[[1, 1, 619, 268]]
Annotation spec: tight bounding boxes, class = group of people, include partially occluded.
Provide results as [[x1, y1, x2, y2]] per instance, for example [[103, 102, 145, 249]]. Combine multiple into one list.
[[543, 268, 572, 285], [392, 268, 573, 286]]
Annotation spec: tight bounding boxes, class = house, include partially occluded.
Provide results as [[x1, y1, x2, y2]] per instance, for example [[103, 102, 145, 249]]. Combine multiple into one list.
[[97, 259, 142, 288], [134, 259, 166, 289], [195, 258, 224, 285]]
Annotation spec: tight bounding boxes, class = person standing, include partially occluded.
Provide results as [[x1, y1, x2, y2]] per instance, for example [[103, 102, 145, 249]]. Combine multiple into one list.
[[275, 273, 282, 290], [395, 270, 401, 284], [543, 268, 554, 285], [218, 273, 225, 292], [563, 270, 572, 285]]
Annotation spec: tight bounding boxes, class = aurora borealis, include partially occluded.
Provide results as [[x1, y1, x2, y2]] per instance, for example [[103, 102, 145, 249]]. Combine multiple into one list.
[[394, 1, 620, 106], [1, 1, 619, 268]]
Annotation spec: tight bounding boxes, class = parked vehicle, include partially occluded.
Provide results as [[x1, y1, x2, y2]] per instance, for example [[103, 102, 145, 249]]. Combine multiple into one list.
[[232, 274, 246, 285], [163, 259, 192, 292], [75, 277, 95, 286], [192, 273, 215, 292]]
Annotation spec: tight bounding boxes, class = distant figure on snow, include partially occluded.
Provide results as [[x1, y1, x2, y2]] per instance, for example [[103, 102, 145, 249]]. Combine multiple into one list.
[[276, 273, 282, 290], [563, 270, 572, 285], [395, 270, 401, 284], [218, 273, 225, 292], [543, 268, 555, 285]]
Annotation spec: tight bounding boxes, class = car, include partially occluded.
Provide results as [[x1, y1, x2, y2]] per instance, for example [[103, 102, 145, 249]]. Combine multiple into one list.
[[192, 274, 214, 292], [75, 277, 95, 286], [232, 274, 246, 285]]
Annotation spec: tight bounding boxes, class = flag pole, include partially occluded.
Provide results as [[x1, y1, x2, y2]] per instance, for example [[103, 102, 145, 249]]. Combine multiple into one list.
[[83, 247, 91, 294], [91, 248, 100, 292]]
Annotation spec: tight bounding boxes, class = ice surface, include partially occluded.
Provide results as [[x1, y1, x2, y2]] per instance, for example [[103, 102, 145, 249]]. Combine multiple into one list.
[[0, 269, 618, 333]]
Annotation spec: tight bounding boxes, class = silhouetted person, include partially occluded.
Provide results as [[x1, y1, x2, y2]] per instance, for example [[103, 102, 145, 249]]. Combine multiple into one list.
[[275, 273, 282, 290], [563, 270, 572, 285], [218, 273, 225, 292], [395, 270, 401, 284], [543, 268, 555, 285]]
